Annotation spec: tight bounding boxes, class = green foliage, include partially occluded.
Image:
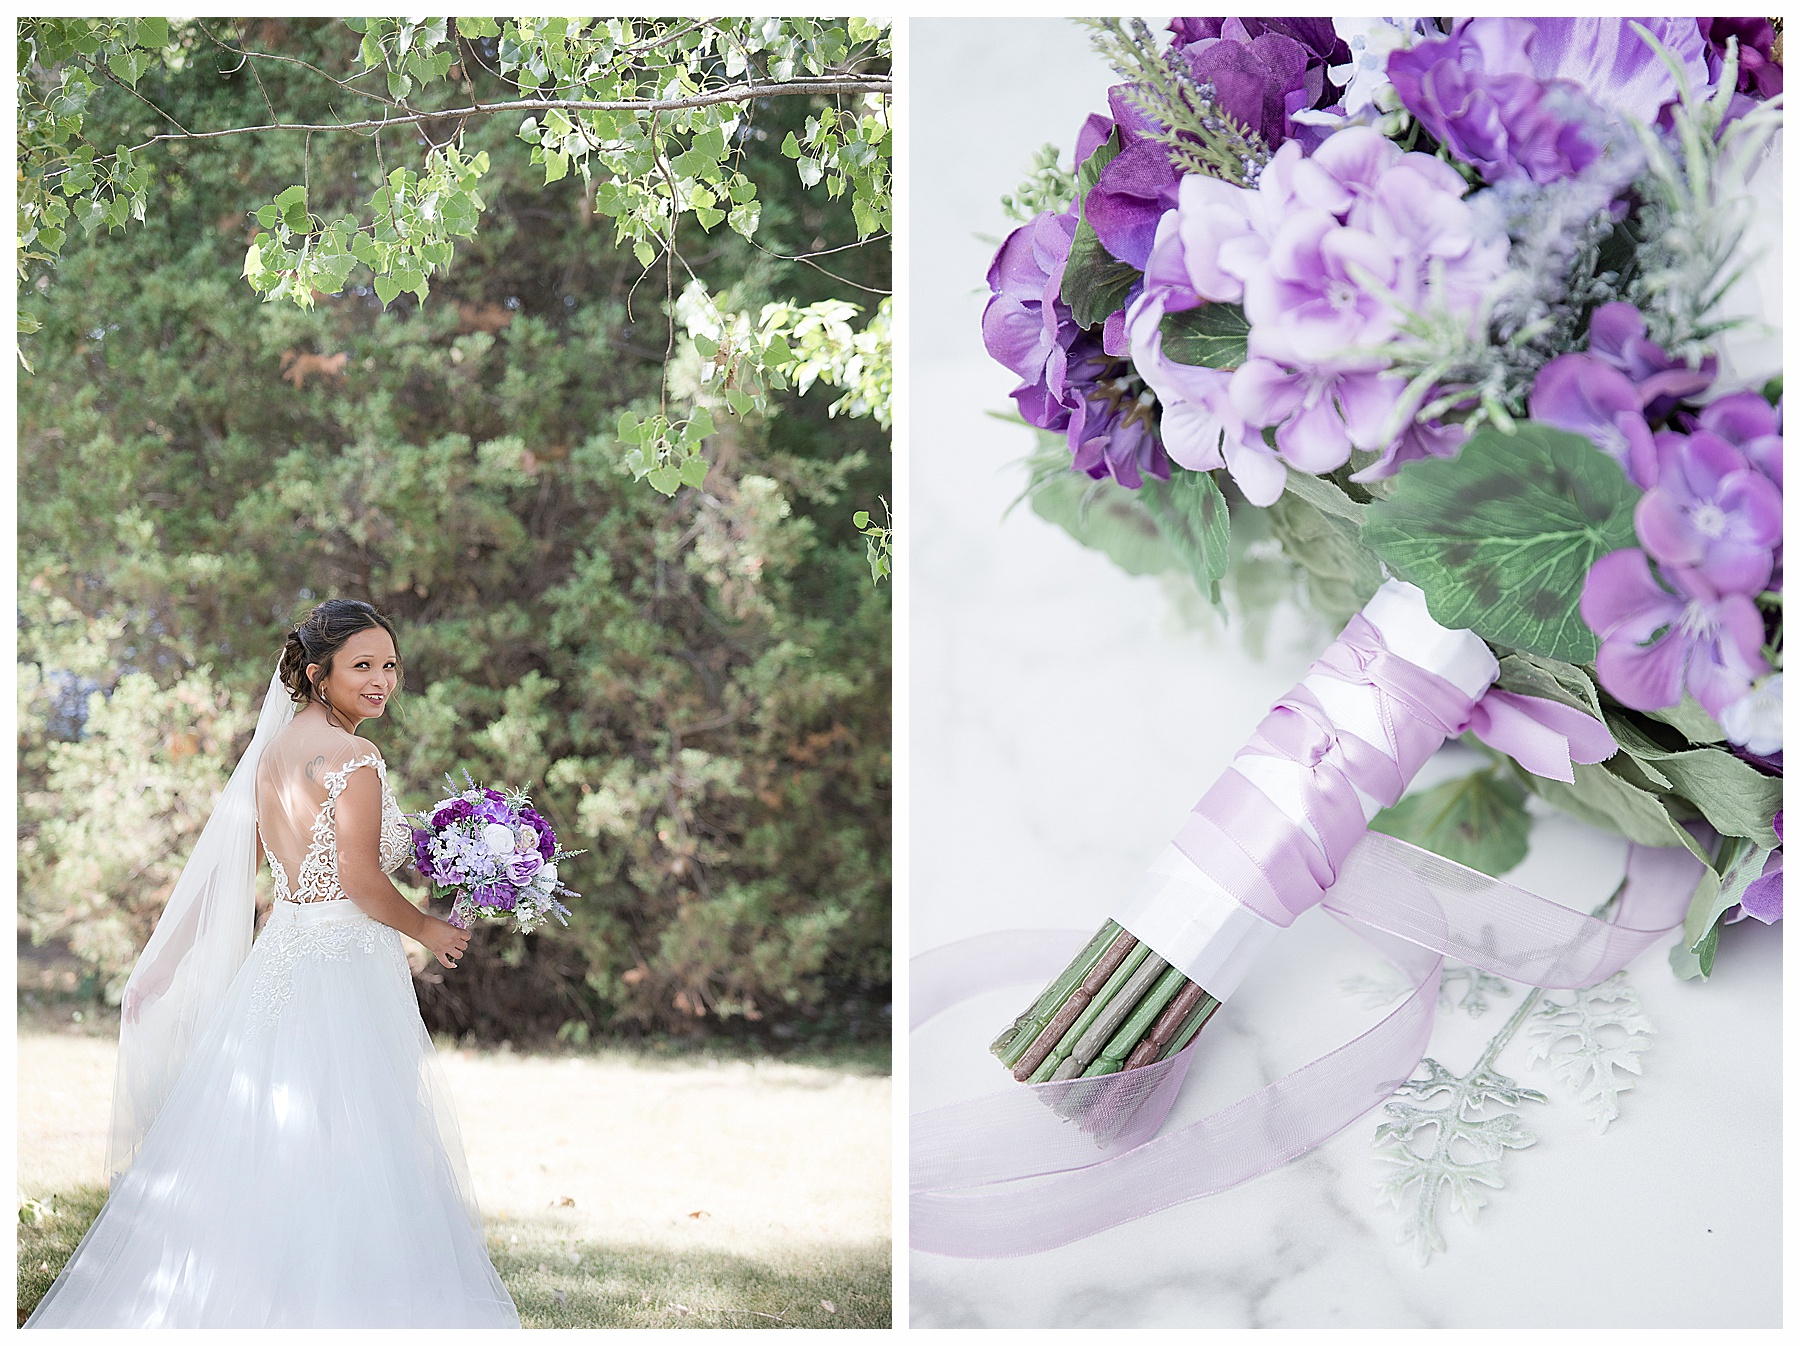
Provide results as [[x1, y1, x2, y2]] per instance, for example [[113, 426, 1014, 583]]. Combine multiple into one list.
[[1158, 303, 1249, 370], [1363, 423, 1641, 662], [1139, 469, 1231, 601], [17, 28, 889, 1044], [1028, 464, 1180, 578], [1000, 143, 1076, 224], [1371, 768, 1533, 878], [1267, 484, 1383, 625], [1060, 129, 1140, 330]]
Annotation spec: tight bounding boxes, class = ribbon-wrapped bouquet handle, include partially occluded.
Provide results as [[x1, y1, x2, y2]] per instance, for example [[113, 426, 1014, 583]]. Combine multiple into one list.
[[916, 580, 1701, 1258]]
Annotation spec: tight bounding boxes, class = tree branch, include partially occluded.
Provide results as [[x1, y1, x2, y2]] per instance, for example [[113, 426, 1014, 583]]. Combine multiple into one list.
[[120, 78, 893, 153]]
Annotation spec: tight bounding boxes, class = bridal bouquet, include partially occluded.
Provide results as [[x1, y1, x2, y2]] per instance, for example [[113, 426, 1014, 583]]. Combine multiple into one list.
[[412, 775, 580, 933], [981, 18, 1783, 1083]]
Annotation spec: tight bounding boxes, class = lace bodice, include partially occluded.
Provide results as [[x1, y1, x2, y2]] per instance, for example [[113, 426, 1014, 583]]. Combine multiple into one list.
[[264, 752, 412, 904]]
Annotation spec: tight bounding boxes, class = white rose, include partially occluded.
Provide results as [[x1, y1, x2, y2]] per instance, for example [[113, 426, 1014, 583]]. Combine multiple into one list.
[[481, 823, 517, 855], [535, 864, 558, 891]]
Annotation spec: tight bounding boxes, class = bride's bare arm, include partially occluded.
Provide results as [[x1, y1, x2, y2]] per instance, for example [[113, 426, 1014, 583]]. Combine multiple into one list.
[[337, 766, 470, 968]]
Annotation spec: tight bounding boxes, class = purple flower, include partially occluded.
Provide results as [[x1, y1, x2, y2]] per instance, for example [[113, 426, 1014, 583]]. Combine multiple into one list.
[[1127, 296, 1286, 505], [1634, 429, 1782, 594], [1586, 302, 1716, 420], [1087, 21, 1349, 269], [519, 806, 557, 858], [982, 211, 1080, 429], [1492, 19, 1708, 126], [506, 851, 544, 886], [1695, 392, 1783, 490], [1529, 354, 1658, 487], [1581, 549, 1769, 718], [411, 826, 435, 878], [431, 798, 474, 828], [1738, 847, 1783, 924], [1699, 18, 1783, 100], [1386, 22, 1607, 184], [1061, 335, 1171, 490], [473, 882, 517, 912], [1351, 416, 1469, 483]]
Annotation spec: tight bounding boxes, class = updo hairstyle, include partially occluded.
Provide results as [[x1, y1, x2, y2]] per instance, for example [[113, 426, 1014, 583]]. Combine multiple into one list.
[[278, 599, 402, 707]]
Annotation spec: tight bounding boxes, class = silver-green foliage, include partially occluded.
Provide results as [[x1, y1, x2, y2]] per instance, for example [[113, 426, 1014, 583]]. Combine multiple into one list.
[[1523, 973, 1655, 1132]]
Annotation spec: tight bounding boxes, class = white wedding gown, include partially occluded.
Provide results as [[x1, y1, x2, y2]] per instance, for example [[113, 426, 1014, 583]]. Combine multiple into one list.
[[27, 731, 520, 1328]]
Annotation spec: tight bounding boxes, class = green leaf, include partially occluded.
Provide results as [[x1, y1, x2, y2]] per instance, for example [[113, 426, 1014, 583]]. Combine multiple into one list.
[[373, 273, 402, 306], [1267, 487, 1383, 624], [457, 16, 501, 37], [853, 511, 871, 528], [1681, 838, 1769, 968], [544, 150, 569, 184], [1493, 651, 1606, 721], [1062, 130, 1141, 330], [724, 388, 754, 416], [1158, 303, 1250, 370], [1603, 714, 1781, 848], [686, 406, 715, 439], [1371, 769, 1532, 877], [677, 455, 709, 488], [1645, 693, 1727, 744], [133, 17, 168, 47], [632, 238, 657, 268], [1362, 423, 1641, 662], [1527, 760, 1695, 851], [1139, 468, 1230, 597], [1280, 467, 1367, 525], [646, 464, 681, 495], [1029, 471, 1178, 577], [691, 333, 718, 359]]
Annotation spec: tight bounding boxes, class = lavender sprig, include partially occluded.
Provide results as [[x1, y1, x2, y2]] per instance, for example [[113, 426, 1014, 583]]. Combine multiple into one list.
[[1079, 16, 1271, 187]]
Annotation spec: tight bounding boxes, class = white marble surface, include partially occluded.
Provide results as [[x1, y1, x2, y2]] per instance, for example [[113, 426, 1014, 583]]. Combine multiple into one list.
[[907, 19, 1782, 1329]]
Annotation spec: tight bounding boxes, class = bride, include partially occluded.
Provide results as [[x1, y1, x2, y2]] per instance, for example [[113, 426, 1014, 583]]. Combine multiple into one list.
[[27, 600, 521, 1328]]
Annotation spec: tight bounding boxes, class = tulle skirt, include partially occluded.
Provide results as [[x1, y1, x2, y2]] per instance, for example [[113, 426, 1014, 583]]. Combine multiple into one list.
[[26, 899, 520, 1328]]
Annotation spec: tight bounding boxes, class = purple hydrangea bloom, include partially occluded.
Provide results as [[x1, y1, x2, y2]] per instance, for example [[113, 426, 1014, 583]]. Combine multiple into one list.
[[1129, 127, 1500, 492], [982, 210, 1079, 429], [473, 882, 517, 912], [1586, 302, 1717, 420], [1581, 549, 1768, 718], [1528, 353, 1658, 486], [1634, 429, 1782, 594], [1695, 392, 1783, 489]]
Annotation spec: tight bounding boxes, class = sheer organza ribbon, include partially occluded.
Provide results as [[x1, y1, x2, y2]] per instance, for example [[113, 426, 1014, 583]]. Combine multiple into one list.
[[910, 838, 1704, 1258]]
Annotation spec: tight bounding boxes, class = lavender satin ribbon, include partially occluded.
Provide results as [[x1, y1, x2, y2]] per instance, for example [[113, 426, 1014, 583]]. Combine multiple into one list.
[[910, 839, 1704, 1259]]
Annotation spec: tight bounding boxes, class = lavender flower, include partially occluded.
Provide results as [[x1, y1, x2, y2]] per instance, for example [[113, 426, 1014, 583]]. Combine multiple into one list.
[[1634, 428, 1782, 595], [1580, 548, 1768, 718]]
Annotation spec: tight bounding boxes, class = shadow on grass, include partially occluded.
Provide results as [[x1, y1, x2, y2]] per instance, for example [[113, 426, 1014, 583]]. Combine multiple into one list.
[[16, 1189, 890, 1329]]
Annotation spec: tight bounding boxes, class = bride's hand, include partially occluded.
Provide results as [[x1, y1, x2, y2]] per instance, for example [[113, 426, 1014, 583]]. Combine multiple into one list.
[[417, 915, 471, 969]]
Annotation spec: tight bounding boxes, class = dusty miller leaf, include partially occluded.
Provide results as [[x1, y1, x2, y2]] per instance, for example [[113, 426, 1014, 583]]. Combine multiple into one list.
[[1523, 973, 1655, 1133], [1373, 1058, 1546, 1264]]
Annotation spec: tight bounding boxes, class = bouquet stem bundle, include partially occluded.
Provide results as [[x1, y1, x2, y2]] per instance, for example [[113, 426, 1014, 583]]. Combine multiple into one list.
[[991, 921, 1220, 1081]]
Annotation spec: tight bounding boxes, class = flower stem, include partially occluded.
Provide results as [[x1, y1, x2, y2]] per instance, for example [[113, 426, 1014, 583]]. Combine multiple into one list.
[[991, 921, 1121, 1067], [1026, 937, 1152, 1083]]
